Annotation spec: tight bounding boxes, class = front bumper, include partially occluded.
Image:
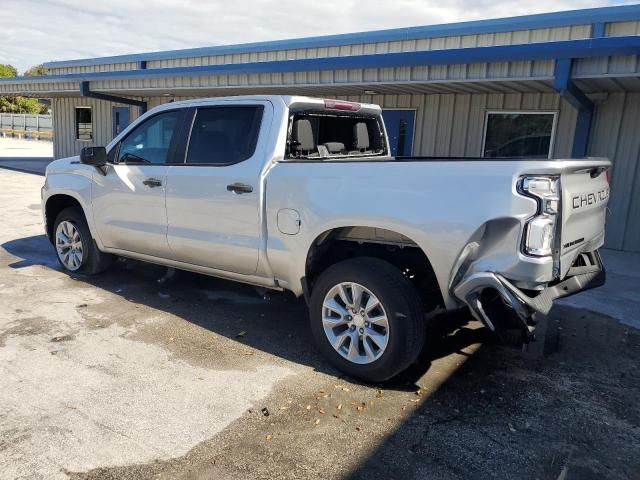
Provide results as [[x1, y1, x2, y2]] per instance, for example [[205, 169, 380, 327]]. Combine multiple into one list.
[[454, 250, 605, 331]]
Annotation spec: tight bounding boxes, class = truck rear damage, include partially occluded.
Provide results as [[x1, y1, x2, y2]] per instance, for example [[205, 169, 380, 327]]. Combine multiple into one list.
[[452, 159, 610, 343]]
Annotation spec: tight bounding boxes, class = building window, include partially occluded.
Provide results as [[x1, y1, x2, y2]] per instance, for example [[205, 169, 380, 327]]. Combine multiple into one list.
[[483, 112, 556, 159], [75, 106, 93, 141]]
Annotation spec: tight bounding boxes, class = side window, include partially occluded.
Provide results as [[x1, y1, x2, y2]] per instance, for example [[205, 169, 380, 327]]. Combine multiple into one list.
[[186, 106, 263, 165], [118, 110, 181, 164], [75, 107, 93, 141]]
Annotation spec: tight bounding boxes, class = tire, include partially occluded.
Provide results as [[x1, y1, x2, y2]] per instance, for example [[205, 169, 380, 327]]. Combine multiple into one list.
[[309, 257, 425, 383], [53, 207, 112, 275]]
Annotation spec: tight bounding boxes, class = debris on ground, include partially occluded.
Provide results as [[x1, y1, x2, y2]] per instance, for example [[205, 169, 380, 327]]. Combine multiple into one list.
[[50, 335, 74, 343]]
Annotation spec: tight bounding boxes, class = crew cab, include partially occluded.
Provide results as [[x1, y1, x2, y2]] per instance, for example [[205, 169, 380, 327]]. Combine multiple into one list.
[[42, 95, 610, 382]]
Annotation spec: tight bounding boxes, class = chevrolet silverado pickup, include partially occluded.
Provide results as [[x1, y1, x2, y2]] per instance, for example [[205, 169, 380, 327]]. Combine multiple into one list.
[[42, 95, 610, 382]]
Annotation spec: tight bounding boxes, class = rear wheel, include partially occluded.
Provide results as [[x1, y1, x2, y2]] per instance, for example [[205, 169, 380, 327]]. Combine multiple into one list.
[[53, 207, 112, 275], [309, 257, 426, 382]]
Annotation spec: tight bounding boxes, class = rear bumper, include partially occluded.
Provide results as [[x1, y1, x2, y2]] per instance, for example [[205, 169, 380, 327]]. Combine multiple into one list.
[[454, 250, 605, 330]]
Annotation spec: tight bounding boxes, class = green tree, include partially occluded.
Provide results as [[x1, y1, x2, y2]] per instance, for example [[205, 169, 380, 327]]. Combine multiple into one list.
[[23, 64, 48, 77], [0, 64, 18, 77], [0, 63, 48, 114]]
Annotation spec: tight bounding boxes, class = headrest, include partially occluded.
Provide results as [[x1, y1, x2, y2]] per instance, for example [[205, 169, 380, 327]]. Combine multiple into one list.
[[292, 119, 315, 151], [353, 122, 370, 150]]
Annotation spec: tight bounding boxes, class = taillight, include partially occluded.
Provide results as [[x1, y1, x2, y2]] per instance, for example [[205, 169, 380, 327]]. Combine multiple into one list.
[[518, 175, 561, 257], [606, 168, 611, 184], [324, 99, 361, 111]]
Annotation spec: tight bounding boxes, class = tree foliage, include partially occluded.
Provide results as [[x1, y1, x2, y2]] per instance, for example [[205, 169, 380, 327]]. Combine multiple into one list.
[[0, 64, 18, 77], [23, 64, 48, 77], [0, 63, 49, 114]]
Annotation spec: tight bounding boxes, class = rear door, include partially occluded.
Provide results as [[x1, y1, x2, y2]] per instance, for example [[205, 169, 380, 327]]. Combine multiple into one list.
[[165, 101, 272, 275]]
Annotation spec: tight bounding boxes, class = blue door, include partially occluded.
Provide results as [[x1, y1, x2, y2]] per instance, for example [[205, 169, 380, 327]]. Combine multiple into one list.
[[382, 109, 415, 156], [112, 106, 130, 138]]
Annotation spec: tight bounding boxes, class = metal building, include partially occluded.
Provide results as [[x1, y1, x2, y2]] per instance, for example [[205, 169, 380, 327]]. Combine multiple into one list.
[[1, 5, 640, 251]]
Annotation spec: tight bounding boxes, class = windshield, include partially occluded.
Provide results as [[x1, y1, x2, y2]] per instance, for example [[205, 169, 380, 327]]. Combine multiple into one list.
[[286, 112, 387, 159]]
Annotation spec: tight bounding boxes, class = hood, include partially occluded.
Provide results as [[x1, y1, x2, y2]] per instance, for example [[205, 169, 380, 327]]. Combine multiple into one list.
[[45, 156, 80, 175]]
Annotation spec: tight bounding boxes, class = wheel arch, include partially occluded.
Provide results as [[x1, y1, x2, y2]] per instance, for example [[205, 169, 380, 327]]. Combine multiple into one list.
[[302, 225, 446, 311], [44, 193, 91, 243]]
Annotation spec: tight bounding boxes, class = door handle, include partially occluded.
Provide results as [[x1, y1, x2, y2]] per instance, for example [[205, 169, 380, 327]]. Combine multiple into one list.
[[142, 178, 162, 188], [226, 182, 253, 194]]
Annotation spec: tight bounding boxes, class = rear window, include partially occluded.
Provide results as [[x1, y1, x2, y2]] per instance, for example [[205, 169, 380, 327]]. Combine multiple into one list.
[[186, 106, 263, 165], [286, 113, 386, 159]]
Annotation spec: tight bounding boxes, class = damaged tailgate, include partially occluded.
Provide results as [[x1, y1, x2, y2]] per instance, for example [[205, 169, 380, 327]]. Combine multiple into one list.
[[559, 159, 610, 278]]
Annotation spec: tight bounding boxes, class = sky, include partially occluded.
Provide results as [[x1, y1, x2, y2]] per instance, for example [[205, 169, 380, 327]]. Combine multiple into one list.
[[1, 0, 637, 73]]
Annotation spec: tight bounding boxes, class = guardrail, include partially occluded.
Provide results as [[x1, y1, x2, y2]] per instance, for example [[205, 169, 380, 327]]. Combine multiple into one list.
[[0, 113, 52, 141]]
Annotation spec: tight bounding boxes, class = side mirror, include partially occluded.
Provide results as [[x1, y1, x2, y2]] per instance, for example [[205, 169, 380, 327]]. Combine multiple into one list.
[[80, 146, 107, 167]]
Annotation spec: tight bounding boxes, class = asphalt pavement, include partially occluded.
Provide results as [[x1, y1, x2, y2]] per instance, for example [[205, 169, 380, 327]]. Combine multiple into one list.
[[1, 167, 638, 480]]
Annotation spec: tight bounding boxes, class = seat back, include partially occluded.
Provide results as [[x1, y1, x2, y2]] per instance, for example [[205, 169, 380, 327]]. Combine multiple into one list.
[[292, 119, 315, 153], [353, 122, 370, 152]]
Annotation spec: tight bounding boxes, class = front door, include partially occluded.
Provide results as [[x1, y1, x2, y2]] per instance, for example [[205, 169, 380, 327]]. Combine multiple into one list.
[[112, 106, 130, 138], [92, 108, 184, 258], [382, 109, 415, 156], [165, 103, 270, 275]]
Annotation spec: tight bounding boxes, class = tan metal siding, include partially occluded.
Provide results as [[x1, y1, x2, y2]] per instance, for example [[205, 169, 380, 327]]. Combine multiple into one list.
[[51, 97, 134, 159], [40, 20, 640, 76], [89, 60, 555, 94], [589, 92, 640, 251], [325, 92, 571, 158], [117, 92, 574, 161], [574, 55, 640, 77], [136, 26, 590, 72], [606, 21, 640, 37], [0, 81, 79, 95], [47, 62, 139, 76]]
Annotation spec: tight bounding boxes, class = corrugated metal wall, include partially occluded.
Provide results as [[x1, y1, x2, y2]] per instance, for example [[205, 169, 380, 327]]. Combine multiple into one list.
[[589, 92, 640, 252], [52, 91, 640, 251], [145, 25, 591, 70], [52, 92, 573, 159], [89, 59, 556, 93], [0, 81, 79, 95], [45, 25, 592, 75], [330, 92, 574, 157], [51, 98, 134, 159], [48, 62, 139, 76]]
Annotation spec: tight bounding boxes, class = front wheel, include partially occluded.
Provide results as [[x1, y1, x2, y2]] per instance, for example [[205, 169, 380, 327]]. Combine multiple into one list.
[[309, 257, 426, 382], [53, 207, 112, 275]]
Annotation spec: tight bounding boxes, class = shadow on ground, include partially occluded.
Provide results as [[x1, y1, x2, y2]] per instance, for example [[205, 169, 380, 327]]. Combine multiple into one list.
[[2, 234, 486, 391], [4, 234, 640, 479]]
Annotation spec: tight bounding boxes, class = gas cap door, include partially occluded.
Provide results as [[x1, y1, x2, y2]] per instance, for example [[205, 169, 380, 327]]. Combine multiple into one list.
[[277, 208, 301, 235]]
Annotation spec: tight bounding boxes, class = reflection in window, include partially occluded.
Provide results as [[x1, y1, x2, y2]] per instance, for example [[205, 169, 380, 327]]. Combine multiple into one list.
[[483, 112, 555, 158], [186, 106, 263, 165], [118, 110, 180, 164]]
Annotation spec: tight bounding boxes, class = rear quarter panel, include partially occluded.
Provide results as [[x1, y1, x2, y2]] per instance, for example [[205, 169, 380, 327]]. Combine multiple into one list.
[[265, 160, 550, 308]]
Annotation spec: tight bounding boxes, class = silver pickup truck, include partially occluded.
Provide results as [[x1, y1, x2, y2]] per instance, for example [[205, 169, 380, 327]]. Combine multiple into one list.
[[42, 95, 610, 382]]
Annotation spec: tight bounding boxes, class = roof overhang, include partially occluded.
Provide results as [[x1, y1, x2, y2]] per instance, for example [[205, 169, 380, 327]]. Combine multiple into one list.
[[2, 36, 640, 98]]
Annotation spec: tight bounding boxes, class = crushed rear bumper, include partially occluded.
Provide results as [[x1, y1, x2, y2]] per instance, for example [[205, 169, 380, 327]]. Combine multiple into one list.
[[453, 251, 605, 331]]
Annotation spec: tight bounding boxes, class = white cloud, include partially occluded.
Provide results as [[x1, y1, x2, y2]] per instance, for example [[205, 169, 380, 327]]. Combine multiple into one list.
[[0, 0, 635, 73]]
